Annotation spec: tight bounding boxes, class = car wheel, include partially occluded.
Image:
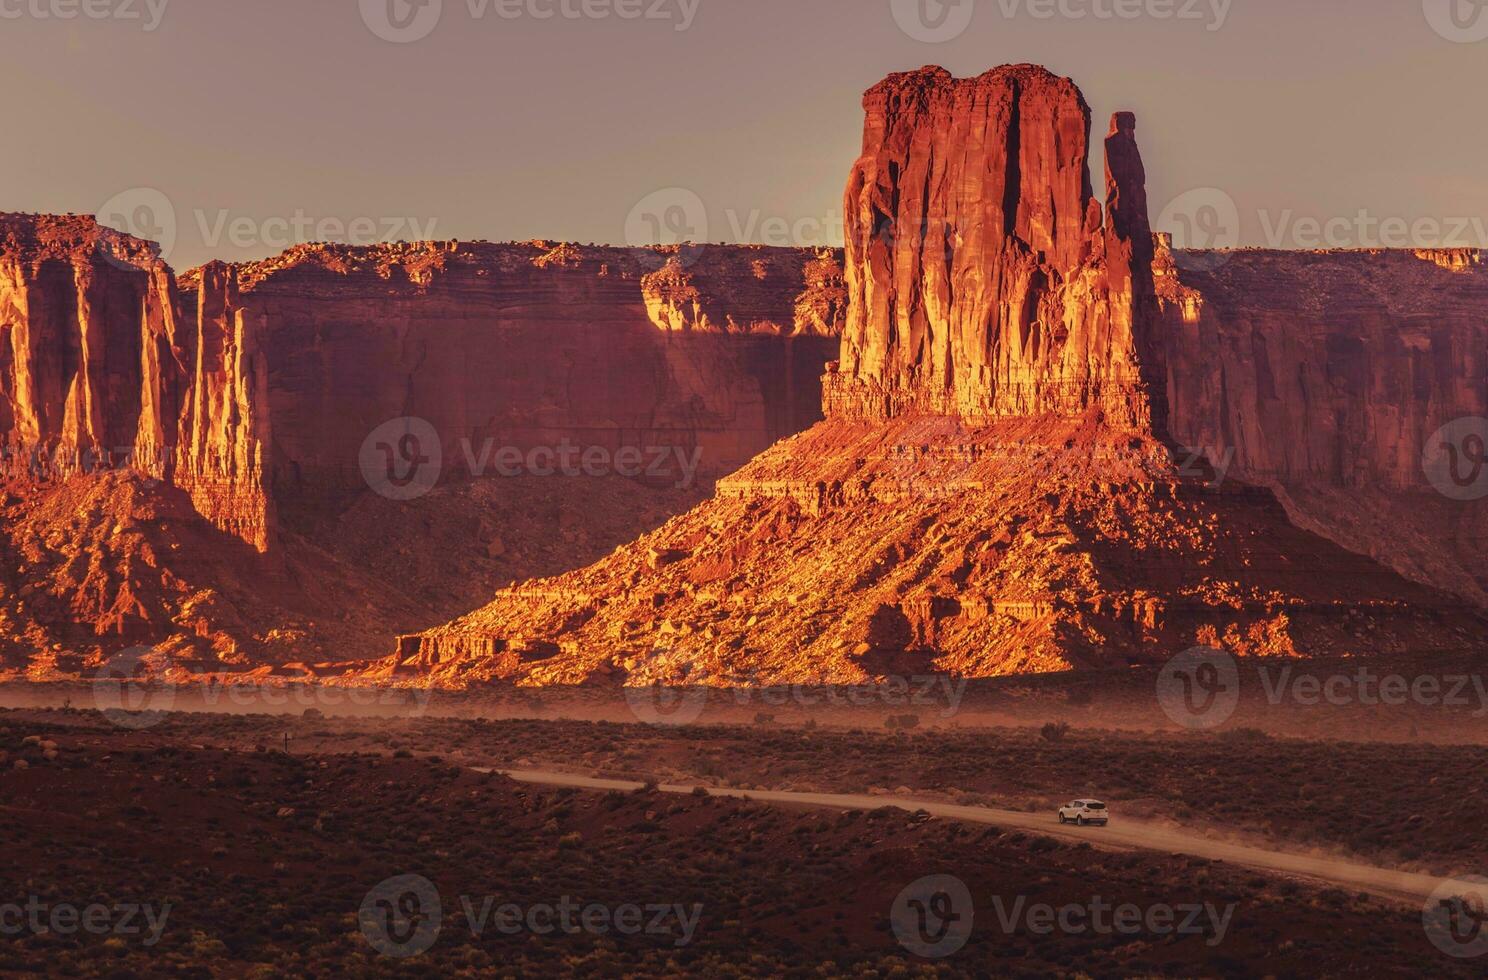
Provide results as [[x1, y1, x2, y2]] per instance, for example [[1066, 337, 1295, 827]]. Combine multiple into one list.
[[1076, 816, 1085, 826], [1058, 813, 1066, 824]]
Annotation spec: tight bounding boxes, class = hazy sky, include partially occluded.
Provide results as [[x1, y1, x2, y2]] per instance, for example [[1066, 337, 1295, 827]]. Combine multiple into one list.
[[4, 0, 1486, 269]]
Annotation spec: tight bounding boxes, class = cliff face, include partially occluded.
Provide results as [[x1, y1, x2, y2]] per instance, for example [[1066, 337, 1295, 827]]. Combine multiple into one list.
[[233, 242, 841, 504], [0, 221, 843, 674], [1159, 242, 1488, 602], [0, 220, 839, 547], [827, 65, 1165, 431], [0, 214, 273, 551]]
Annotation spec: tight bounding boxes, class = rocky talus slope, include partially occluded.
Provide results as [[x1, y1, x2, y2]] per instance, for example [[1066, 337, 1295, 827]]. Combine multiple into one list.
[[388, 65, 1486, 687]]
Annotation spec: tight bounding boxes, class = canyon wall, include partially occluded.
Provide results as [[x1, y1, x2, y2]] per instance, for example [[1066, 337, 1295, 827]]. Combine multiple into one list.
[[827, 65, 1166, 431], [1158, 241, 1488, 601], [0, 214, 274, 551], [0, 218, 844, 672], [232, 241, 842, 505], [0, 216, 842, 550]]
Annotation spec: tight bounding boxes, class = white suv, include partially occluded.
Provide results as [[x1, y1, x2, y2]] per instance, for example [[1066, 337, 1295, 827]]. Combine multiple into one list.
[[1057, 800, 1109, 826]]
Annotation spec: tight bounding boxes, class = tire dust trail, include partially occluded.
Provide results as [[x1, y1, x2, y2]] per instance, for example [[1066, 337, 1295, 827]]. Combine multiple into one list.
[[490, 769, 1451, 907]]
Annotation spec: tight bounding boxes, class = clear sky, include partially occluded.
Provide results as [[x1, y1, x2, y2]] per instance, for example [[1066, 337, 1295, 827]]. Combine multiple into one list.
[[4, 0, 1485, 269]]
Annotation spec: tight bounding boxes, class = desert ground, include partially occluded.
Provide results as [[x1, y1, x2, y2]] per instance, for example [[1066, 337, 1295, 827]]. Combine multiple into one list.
[[2, 683, 1485, 976]]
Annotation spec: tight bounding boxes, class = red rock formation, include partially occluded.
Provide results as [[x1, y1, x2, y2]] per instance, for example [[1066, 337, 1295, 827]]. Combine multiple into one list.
[[8, 65, 1488, 684], [0, 214, 274, 551], [827, 66, 1164, 431], [230, 241, 841, 502], [383, 66, 1485, 688], [0, 221, 843, 674], [1158, 240, 1488, 603]]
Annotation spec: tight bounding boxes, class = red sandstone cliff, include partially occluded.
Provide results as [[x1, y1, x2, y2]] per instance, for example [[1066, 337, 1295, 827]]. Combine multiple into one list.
[[1158, 240, 1488, 603], [827, 66, 1165, 431], [230, 241, 841, 504], [0, 222, 844, 675], [0, 214, 273, 551], [384, 66, 1484, 688]]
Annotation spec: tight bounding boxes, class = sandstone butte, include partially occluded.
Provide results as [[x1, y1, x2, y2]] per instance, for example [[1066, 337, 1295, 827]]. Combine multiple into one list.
[[1, 64, 1486, 685], [379, 65, 1488, 688]]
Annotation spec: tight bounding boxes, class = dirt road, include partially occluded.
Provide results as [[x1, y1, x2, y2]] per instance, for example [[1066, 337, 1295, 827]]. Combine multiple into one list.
[[492, 769, 1454, 906]]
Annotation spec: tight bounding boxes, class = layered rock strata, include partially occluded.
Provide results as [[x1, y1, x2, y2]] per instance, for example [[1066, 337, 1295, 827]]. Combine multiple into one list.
[[387, 66, 1486, 687], [827, 66, 1165, 431], [1158, 241, 1488, 603], [0, 214, 273, 551], [0, 220, 844, 670]]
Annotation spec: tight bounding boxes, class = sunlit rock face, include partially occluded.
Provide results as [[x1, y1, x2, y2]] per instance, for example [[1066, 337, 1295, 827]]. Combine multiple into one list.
[[0, 214, 273, 551], [0, 221, 845, 676], [0, 221, 840, 552], [828, 65, 1166, 434], [382, 66, 1485, 690]]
